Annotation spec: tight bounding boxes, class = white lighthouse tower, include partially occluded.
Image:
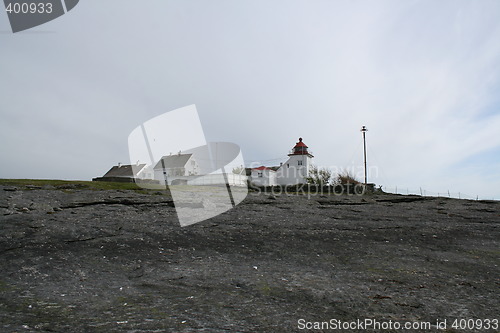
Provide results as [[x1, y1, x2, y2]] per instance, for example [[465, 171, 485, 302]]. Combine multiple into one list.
[[277, 137, 314, 185]]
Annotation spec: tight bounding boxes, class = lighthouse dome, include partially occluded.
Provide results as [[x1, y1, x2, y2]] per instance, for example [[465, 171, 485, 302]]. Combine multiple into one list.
[[290, 137, 313, 156]]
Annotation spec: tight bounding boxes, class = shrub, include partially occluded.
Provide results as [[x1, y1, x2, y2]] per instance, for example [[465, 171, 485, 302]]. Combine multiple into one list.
[[334, 170, 362, 185]]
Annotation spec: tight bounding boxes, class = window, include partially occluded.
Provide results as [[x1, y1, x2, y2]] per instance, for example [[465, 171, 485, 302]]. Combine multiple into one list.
[[298, 160, 303, 166], [258, 172, 263, 178], [287, 164, 289, 168]]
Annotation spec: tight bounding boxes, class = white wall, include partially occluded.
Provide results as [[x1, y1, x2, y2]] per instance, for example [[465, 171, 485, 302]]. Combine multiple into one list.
[[184, 156, 199, 176], [136, 165, 154, 180], [153, 155, 199, 184], [251, 169, 277, 186], [153, 172, 247, 186], [188, 173, 247, 186], [154, 169, 168, 184], [276, 155, 312, 185]]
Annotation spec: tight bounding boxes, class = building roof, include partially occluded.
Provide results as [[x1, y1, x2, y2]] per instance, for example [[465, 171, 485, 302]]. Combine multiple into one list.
[[103, 164, 146, 178], [252, 166, 275, 171], [293, 137, 308, 148], [153, 154, 193, 170]]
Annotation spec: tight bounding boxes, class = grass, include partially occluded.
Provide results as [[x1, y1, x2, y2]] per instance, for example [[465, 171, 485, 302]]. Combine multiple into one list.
[[0, 179, 231, 194], [0, 179, 143, 191]]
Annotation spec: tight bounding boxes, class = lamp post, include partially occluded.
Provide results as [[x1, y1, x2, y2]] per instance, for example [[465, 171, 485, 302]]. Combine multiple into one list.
[[360, 126, 368, 185]]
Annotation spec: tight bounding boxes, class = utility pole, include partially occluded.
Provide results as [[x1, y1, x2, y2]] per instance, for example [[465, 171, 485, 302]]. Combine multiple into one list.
[[360, 126, 368, 185]]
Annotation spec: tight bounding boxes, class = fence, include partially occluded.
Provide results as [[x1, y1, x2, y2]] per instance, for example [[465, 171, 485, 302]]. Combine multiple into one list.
[[186, 174, 247, 187], [380, 186, 496, 201]]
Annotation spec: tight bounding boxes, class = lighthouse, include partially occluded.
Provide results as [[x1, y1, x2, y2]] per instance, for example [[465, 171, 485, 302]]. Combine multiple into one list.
[[277, 137, 314, 185]]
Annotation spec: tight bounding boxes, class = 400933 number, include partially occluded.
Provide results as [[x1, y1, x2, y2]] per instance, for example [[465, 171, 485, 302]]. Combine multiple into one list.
[[452, 318, 498, 330], [5, 2, 53, 14]]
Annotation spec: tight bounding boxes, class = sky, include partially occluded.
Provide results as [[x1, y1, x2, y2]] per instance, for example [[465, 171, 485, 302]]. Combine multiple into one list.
[[1, 0, 500, 199]]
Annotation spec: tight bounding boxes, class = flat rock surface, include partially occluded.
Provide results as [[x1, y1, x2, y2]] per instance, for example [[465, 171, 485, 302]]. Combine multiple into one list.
[[0, 186, 499, 332]]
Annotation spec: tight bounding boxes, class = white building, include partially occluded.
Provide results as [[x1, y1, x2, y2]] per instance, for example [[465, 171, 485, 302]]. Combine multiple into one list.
[[152, 151, 248, 187], [250, 166, 277, 186], [99, 138, 312, 187], [153, 153, 199, 185], [249, 137, 313, 186], [276, 137, 313, 185]]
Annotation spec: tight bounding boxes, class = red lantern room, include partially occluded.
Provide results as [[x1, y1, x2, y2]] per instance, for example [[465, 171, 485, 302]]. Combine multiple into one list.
[[289, 137, 313, 157]]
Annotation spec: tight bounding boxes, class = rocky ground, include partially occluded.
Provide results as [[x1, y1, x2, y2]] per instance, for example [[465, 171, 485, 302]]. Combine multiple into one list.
[[0, 184, 499, 332]]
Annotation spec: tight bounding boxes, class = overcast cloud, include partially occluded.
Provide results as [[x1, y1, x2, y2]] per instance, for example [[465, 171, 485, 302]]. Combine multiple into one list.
[[1, 0, 499, 199]]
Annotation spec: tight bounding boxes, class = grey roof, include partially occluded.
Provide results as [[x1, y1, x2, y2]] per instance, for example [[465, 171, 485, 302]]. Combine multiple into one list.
[[153, 154, 192, 170], [103, 164, 146, 178]]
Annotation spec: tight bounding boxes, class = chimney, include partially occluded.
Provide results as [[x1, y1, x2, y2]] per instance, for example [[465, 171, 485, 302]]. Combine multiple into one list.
[[118, 162, 122, 168], [178, 150, 181, 156]]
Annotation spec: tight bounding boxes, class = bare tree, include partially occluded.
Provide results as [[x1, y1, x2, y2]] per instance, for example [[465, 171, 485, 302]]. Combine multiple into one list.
[[307, 165, 332, 185], [232, 166, 245, 175]]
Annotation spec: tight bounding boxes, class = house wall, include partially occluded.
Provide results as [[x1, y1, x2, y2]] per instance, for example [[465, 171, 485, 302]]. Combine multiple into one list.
[[154, 169, 168, 185], [153, 156, 199, 184], [184, 157, 198, 176], [136, 166, 154, 180], [153, 169, 186, 184], [276, 155, 312, 185], [251, 170, 277, 186]]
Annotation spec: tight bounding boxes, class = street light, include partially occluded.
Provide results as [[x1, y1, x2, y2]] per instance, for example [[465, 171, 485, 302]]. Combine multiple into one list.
[[360, 126, 368, 185]]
